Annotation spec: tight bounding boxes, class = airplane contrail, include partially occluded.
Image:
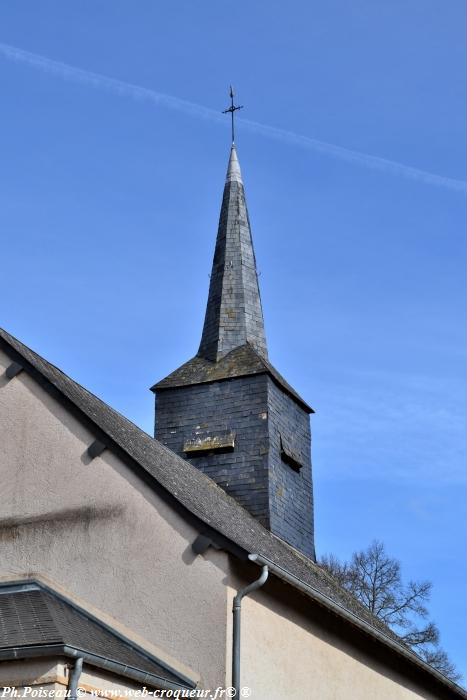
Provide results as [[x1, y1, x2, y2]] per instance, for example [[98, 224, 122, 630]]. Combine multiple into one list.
[[1, 41, 466, 194]]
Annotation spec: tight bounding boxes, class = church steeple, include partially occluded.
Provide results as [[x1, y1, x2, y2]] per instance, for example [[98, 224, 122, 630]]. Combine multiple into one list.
[[153, 106, 315, 560], [198, 145, 268, 362]]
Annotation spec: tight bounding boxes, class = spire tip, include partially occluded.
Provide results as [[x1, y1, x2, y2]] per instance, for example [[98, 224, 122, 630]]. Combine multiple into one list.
[[226, 143, 242, 183]]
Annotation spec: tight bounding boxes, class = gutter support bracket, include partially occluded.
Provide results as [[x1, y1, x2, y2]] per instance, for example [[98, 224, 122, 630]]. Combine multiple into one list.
[[5, 362, 23, 380], [87, 440, 106, 460]]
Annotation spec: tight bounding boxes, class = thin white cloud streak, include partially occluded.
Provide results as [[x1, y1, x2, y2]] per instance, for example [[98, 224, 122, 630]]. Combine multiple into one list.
[[1, 41, 467, 194], [314, 372, 467, 484]]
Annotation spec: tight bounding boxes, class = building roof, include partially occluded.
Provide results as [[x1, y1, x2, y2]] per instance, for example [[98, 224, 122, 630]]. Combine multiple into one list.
[[197, 145, 268, 362], [0, 582, 194, 691], [0, 327, 465, 699], [152, 342, 314, 413]]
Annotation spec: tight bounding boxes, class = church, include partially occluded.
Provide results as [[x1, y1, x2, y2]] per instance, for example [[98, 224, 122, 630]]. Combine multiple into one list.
[[0, 137, 464, 699]]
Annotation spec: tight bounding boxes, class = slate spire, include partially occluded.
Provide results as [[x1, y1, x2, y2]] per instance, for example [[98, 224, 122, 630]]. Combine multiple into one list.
[[154, 139, 315, 560], [198, 145, 268, 362]]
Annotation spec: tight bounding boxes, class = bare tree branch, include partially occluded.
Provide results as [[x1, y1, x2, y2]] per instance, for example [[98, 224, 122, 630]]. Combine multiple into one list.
[[319, 541, 461, 685], [420, 649, 462, 684]]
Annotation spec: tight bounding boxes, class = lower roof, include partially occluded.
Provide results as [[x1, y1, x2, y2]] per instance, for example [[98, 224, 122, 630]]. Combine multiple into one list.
[[0, 582, 194, 691]]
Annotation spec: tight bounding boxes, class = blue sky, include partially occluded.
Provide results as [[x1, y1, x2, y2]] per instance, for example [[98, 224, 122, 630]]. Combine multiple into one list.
[[1, 0, 466, 679]]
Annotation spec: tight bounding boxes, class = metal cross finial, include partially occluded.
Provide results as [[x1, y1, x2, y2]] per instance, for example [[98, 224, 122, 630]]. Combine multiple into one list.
[[222, 85, 243, 144]]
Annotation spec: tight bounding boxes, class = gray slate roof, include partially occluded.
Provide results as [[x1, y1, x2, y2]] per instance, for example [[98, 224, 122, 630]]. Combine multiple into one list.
[[198, 145, 268, 362], [0, 327, 464, 699], [152, 342, 313, 413], [0, 582, 193, 690]]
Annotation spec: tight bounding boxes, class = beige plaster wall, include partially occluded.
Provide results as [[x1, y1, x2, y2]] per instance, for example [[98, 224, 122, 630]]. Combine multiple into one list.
[[0, 659, 64, 689], [0, 657, 165, 698], [232, 580, 445, 700], [0, 348, 228, 689]]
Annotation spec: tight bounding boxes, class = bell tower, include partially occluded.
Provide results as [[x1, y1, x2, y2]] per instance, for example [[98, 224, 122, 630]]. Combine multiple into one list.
[[152, 121, 315, 559]]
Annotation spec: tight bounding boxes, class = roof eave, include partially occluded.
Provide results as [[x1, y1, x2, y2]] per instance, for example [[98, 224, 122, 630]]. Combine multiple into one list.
[[0, 645, 194, 692]]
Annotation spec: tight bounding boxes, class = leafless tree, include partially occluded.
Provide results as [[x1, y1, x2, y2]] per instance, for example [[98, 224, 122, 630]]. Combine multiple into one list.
[[320, 541, 461, 684]]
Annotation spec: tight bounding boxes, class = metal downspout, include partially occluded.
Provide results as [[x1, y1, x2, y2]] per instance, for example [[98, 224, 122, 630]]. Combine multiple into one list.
[[68, 656, 84, 700], [232, 559, 268, 695]]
